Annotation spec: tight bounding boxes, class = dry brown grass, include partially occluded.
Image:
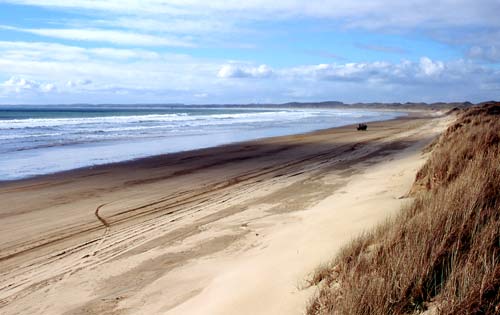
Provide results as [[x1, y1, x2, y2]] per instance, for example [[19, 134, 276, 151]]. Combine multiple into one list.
[[307, 103, 500, 315]]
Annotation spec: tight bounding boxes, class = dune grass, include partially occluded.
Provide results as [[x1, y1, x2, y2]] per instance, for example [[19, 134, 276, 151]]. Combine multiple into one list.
[[307, 103, 500, 315]]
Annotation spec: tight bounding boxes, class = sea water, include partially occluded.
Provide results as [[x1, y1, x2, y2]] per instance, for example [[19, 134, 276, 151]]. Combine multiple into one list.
[[0, 105, 404, 181]]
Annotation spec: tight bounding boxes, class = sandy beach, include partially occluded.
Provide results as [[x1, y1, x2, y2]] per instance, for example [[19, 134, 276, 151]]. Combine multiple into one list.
[[0, 113, 450, 315]]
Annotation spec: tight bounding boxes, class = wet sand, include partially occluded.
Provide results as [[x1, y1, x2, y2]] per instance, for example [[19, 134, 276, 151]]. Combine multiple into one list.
[[0, 113, 450, 314]]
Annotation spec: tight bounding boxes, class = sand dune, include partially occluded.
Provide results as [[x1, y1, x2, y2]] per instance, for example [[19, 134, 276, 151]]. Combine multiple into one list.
[[0, 114, 450, 314]]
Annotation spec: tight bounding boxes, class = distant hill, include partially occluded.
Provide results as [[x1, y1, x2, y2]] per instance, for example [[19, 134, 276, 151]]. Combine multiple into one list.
[[3, 101, 483, 111], [179, 101, 477, 111]]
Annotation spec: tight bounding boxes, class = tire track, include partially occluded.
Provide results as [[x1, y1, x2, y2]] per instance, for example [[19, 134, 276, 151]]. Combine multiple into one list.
[[94, 203, 110, 228], [35, 203, 112, 314]]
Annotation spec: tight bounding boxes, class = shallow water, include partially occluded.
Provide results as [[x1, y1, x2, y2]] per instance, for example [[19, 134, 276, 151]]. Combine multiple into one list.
[[0, 105, 404, 180]]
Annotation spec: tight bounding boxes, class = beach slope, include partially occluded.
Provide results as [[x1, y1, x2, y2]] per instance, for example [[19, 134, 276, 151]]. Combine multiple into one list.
[[0, 114, 449, 315]]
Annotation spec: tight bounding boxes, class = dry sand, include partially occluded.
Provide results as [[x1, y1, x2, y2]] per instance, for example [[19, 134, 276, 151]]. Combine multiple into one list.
[[0, 114, 450, 315]]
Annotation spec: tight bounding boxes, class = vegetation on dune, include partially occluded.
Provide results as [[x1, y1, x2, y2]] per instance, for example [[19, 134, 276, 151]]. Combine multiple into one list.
[[307, 103, 500, 315]]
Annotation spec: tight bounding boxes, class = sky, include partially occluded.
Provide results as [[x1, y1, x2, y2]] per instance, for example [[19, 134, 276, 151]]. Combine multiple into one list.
[[0, 0, 499, 104]]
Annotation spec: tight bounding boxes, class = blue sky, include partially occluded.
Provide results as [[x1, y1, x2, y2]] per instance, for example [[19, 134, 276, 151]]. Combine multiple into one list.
[[0, 0, 499, 104]]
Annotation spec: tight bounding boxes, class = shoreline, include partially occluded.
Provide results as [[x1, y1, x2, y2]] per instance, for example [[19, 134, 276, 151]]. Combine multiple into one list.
[[0, 107, 409, 183], [0, 111, 420, 185], [0, 112, 450, 315]]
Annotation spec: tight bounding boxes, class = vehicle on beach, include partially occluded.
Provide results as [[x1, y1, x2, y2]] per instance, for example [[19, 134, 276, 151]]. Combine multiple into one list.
[[357, 123, 368, 131]]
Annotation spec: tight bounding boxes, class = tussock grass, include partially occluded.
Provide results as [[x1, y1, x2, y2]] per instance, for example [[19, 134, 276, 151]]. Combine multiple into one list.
[[307, 103, 500, 315]]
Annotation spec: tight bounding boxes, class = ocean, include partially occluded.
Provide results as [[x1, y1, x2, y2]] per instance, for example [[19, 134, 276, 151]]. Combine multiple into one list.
[[0, 105, 404, 181]]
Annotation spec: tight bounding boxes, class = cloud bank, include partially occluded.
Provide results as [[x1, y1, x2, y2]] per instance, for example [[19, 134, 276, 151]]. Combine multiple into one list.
[[0, 0, 499, 103]]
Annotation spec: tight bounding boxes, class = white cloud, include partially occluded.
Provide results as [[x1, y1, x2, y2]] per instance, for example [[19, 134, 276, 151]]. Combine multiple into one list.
[[0, 41, 220, 99], [1, 0, 187, 15], [5, 0, 500, 29], [0, 37, 498, 104], [1, 0, 499, 65], [40, 82, 56, 92], [89, 48, 161, 60], [218, 64, 273, 78], [66, 79, 92, 88], [1, 49, 498, 103], [0, 25, 194, 47], [468, 45, 500, 62], [0, 41, 176, 64], [214, 58, 498, 94], [1, 76, 57, 93], [101, 17, 236, 35], [418, 57, 444, 77]]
